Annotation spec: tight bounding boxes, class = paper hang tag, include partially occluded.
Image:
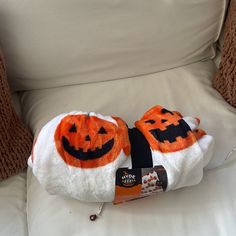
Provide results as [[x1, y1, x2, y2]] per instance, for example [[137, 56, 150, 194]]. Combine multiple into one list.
[[113, 165, 167, 204]]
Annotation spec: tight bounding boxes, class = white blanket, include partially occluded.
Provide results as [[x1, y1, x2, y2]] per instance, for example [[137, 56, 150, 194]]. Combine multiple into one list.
[[28, 106, 214, 202]]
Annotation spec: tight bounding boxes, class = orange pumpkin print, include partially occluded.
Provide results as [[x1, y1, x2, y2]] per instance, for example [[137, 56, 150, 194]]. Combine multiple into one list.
[[54, 114, 130, 168], [135, 105, 205, 153]]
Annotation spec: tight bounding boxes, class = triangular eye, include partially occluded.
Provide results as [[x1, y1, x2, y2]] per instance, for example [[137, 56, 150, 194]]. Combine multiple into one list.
[[69, 123, 77, 133], [98, 127, 107, 134], [161, 119, 168, 123], [145, 119, 155, 124], [161, 108, 174, 115]]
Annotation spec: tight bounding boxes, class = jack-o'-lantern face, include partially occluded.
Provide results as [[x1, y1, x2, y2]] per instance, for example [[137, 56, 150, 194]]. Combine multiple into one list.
[[54, 114, 130, 168], [135, 105, 205, 153]]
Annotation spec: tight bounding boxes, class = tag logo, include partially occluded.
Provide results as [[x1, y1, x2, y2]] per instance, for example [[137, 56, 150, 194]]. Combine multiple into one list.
[[121, 171, 137, 187]]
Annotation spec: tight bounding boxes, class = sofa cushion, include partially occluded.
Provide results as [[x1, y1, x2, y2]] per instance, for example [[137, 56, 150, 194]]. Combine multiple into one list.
[[22, 60, 236, 235], [0, 173, 27, 236], [26, 161, 236, 236], [0, 0, 227, 90]]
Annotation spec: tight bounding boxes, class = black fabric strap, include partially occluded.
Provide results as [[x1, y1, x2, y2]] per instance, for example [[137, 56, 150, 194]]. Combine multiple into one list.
[[128, 128, 153, 168]]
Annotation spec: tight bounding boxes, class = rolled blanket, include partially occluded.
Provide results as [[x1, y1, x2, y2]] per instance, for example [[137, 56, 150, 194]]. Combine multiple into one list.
[[29, 106, 214, 202]]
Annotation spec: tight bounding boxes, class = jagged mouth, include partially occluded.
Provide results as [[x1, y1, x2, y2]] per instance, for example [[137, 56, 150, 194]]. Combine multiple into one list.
[[150, 119, 191, 143], [62, 136, 114, 161]]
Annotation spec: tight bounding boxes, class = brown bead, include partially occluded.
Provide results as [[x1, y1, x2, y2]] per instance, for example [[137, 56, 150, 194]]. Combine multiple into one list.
[[90, 214, 97, 221]]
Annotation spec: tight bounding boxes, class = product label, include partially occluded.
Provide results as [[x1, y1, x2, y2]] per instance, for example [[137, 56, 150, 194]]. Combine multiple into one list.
[[113, 165, 167, 204]]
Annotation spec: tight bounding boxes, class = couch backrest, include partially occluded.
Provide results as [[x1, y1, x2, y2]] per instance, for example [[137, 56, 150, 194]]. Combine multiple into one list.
[[0, 0, 227, 91]]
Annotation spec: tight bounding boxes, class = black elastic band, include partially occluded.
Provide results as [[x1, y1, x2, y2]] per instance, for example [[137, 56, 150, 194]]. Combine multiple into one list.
[[128, 128, 153, 168]]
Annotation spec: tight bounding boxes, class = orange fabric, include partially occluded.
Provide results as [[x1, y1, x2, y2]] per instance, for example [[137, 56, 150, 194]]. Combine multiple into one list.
[[54, 114, 130, 168], [135, 105, 205, 153]]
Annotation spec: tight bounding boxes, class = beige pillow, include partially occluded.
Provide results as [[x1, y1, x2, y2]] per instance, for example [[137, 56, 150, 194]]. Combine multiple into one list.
[[213, 0, 236, 108], [0, 0, 226, 90], [0, 48, 33, 181]]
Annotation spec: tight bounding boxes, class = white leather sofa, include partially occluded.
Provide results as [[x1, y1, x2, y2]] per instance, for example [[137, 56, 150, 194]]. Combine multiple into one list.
[[1, 1, 236, 235]]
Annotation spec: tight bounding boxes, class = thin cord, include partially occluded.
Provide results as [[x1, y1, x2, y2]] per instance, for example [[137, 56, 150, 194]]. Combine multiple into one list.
[[90, 202, 105, 221], [225, 147, 236, 161], [206, 146, 236, 171]]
